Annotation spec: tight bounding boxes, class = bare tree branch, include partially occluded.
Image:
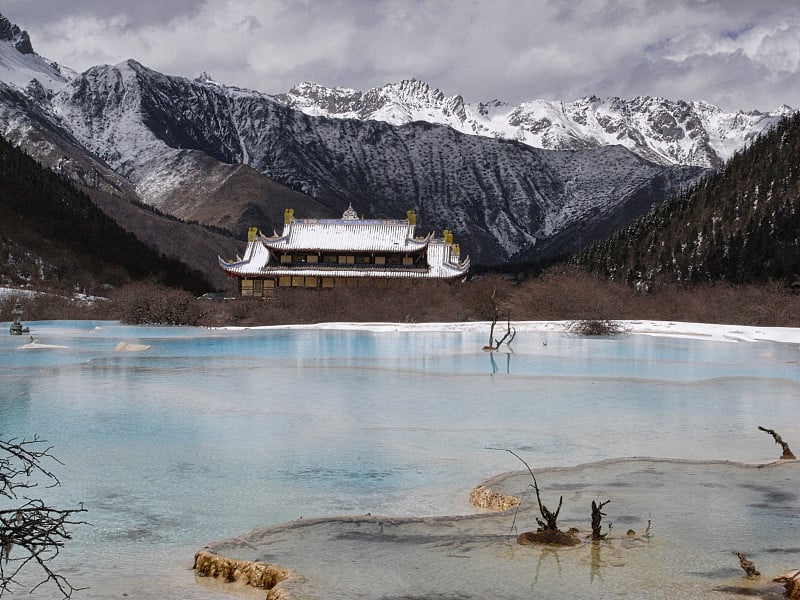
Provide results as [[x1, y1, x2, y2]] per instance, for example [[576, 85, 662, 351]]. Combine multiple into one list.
[[482, 289, 516, 351], [591, 499, 611, 540], [487, 447, 562, 531], [1, 437, 87, 598]]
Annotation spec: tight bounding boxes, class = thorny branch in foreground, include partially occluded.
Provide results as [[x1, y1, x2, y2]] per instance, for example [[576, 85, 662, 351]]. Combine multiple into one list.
[[1, 436, 87, 598]]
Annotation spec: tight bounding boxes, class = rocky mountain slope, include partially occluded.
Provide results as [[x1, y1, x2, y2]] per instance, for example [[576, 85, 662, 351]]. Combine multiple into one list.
[[47, 59, 705, 263], [0, 12, 782, 270]]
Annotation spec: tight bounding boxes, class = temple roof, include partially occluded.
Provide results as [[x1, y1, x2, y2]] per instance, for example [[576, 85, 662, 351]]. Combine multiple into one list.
[[219, 239, 469, 279], [262, 219, 430, 253], [218, 209, 469, 280]]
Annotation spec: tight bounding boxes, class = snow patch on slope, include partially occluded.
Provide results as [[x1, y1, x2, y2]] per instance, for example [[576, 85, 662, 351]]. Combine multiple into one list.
[[0, 17, 68, 94]]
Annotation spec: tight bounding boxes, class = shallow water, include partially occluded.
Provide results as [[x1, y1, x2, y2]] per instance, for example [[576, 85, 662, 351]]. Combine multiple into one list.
[[207, 458, 800, 600], [1, 321, 798, 598]]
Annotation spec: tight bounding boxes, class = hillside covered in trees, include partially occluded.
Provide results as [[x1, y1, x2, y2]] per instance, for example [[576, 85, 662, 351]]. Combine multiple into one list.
[[571, 113, 800, 289], [0, 135, 211, 294]]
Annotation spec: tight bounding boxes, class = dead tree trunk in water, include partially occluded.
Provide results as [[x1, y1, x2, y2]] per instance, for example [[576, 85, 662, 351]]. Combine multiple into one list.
[[758, 426, 796, 460], [736, 552, 761, 578], [483, 290, 516, 351], [591, 500, 611, 540]]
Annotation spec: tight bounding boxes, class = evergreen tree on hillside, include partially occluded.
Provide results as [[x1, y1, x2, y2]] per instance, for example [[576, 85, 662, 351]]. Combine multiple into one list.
[[571, 113, 800, 288], [0, 135, 211, 293]]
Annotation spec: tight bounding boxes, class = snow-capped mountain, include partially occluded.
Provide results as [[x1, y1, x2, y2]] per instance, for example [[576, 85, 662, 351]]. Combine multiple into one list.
[[0, 14, 71, 93], [276, 79, 792, 168], [0, 12, 778, 268]]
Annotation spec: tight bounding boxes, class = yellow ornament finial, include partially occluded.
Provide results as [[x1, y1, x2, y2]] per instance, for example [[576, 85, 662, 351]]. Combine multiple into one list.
[[406, 210, 417, 225], [284, 208, 294, 224], [247, 227, 258, 242]]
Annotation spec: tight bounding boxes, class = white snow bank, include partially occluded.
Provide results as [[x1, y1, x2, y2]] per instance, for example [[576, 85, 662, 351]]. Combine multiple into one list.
[[218, 320, 800, 345]]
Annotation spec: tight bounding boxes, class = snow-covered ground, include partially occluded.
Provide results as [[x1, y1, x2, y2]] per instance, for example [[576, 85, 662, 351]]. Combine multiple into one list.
[[0, 286, 39, 299], [223, 319, 800, 345]]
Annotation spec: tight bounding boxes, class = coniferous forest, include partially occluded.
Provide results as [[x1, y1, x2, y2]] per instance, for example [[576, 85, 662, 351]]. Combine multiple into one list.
[[571, 113, 800, 289], [0, 135, 211, 294]]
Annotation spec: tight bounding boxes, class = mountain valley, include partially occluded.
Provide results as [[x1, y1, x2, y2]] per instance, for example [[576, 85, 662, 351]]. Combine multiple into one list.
[[0, 12, 793, 289]]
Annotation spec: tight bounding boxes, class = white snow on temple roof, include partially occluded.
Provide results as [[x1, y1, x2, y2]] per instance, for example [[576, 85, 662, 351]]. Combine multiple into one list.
[[219, 238, 469, 279], [264, 219, 430, 253], [218, 239, 271, 273]]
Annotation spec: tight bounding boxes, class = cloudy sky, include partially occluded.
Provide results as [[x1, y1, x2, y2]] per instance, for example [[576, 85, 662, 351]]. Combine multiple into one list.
[[4, 0, 800, 111]]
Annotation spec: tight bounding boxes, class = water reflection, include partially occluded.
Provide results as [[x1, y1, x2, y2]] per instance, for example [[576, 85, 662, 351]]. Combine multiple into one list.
[[488, 350, 513, 374], [590, 541, 602, 583]]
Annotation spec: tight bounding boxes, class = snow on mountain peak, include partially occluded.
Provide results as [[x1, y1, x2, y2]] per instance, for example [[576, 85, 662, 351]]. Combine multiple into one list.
[[275, 79, 794, 168], [195, 71, 219, 86], [0, 13, 69, 93]]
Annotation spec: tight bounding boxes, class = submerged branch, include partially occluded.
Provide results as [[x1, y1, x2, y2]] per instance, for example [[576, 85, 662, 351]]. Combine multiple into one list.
[[758, 426, 796, 460]]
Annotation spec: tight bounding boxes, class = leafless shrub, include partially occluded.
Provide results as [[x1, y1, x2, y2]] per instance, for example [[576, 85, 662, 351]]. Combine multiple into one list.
[[106, 281, 204, 325], [567, 319, 626, 336], [5, 268, 800, 328]]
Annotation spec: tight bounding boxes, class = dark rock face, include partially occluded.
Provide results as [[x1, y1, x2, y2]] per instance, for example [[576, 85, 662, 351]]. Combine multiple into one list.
[[0, 14, 33, 54]]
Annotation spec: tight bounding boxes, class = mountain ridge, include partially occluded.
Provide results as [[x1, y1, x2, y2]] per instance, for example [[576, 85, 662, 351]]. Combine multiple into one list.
[[273, 78, 793, 169]]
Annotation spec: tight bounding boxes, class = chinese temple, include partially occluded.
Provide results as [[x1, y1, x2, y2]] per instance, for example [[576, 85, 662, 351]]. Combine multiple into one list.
[[219, 206, 470, 297]]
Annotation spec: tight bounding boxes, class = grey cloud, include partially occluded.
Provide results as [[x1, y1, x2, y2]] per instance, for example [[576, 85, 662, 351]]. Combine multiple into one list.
[[2, 0, 799, 111], [3, 0, 206, 28]]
